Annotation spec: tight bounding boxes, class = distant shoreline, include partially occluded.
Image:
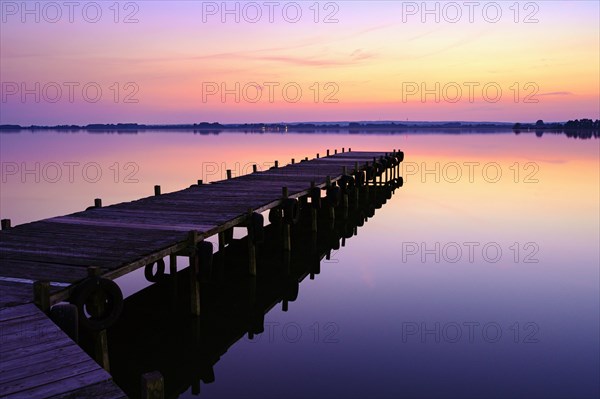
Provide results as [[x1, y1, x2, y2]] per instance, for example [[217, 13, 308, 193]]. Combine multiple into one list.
[[1, 119, 598, 133], [1, 120, 598, 143]]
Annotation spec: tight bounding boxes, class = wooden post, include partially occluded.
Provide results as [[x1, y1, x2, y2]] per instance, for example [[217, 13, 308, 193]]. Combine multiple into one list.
[[282, 188, 291, 252], [94, 198, 102, 208], [325, 176, 335, 225], [326, 149, 330, 156], [342, 147, 345, 153], [275, 160, 279, 168], [154, 185, 161, 196], [84, 267, 111, 371], [247, 209, 256, 276], [310, 182, 317, 234], [188, 231, 201, 316], [342, 193, 349, 219], [291, 158, 295, 164], [334, 149, 337, 154], [33, 281, 50, 313], [317, 153, 320, 159], [170, 255, 178, 306], [252, 164, 257, 173], [226, 169, 232, 179], [141, 371, 164, 399], [197, 179, 203, 185], [349, 147, 352, 152], [1, 219, 11, 230]]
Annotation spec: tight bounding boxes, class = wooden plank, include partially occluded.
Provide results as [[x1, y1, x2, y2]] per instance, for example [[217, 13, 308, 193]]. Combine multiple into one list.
[[1, 368, 111, 399], [0, 304, 123, 399], [0, 281, 34, 308], [47, 380, 127, 399]]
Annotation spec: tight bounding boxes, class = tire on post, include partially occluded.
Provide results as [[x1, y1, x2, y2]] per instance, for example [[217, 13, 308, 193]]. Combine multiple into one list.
[[70, 277, 123, 331]]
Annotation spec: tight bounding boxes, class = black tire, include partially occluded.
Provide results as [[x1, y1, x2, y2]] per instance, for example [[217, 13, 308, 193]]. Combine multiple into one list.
[[250, 212, 264, 244], [310, 187, 322, 209], [397, 151, 404, 163], [339, 175, 355, 191], [70, 277, 123, 331], [326, 186, 341, 207], [269, 207, 282, 224], [283, 198, 300, 225], [354, 171, 365, 187], [365, 166, 375, 181], [144, 259, 166, 282], [196, 241, 214, 280]]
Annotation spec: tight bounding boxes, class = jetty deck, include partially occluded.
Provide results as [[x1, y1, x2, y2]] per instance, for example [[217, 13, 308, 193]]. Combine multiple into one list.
[[0, 303, 126, 398], [0, 148, 403, 398]]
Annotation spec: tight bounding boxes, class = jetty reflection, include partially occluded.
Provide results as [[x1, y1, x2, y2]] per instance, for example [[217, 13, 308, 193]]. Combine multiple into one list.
[[105, 183, 400, 398]]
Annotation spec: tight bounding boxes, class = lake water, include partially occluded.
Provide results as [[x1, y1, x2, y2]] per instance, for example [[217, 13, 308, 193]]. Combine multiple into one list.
[[1, 130, 598, 398]]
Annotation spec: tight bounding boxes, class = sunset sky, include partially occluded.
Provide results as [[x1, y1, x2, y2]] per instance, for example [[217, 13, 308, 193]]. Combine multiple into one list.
[[1, 1, 599, 124]]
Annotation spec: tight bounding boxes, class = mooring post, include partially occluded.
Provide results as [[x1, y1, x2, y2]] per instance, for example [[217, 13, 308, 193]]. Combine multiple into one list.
[[252, 164, 257, 173], [247, 208, 257, 276], [248, 276, 256, 338], [317, 153, 320, 159], [334, 149, 337, 154], [154, 185, 161, 196], [94, 198, 102, 208], [342, 147, 345, 153], [342, 193, 349, 219], [170, 254, 178, 306], [226, 169, 232, 179], [33, 281, 50, 313], [291, 158, 295, 164], [197, 179, 203, 185], [1, 219, 11, 230], [141, 371, 164, 399], [310, 181, 318, 234], [282, 187, 291, 252], [326, 176, 335, 225], [275, 160, 279, 168], [282, 251, 291, 311], [85, 266, 111, 371], [188, 231, 201, 316], [326, 149, 330, 156]]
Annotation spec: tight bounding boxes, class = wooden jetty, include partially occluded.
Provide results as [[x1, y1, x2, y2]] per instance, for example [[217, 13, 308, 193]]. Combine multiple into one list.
[[108, 186, 393, 397], [0, 148, 403, 398]]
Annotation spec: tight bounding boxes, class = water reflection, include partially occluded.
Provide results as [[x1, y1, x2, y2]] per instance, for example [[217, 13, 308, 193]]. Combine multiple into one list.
[[103, 185, 397, 398]]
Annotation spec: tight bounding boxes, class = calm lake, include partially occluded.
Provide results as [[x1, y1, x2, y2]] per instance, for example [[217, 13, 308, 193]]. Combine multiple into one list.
[[1, 130, 598, 398]]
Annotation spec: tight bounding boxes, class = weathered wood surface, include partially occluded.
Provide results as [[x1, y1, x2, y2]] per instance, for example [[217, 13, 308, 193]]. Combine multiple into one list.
[[0, 304, 126, 399], [0, 150, 392, 306]]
